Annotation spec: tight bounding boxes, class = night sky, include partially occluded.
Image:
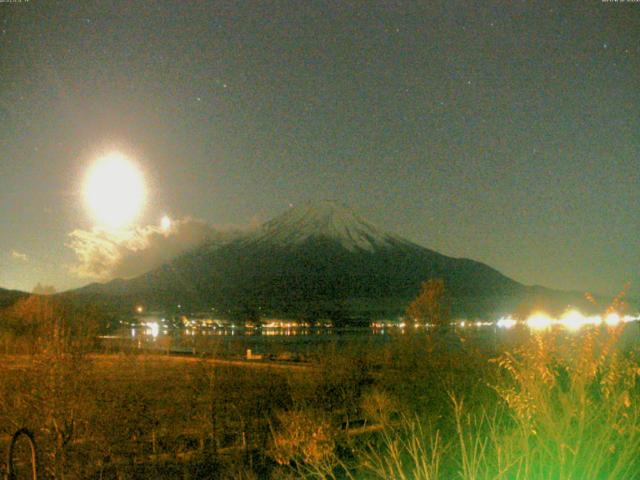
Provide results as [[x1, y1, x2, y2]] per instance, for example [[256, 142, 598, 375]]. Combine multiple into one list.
[[0, 1, 638, 296]]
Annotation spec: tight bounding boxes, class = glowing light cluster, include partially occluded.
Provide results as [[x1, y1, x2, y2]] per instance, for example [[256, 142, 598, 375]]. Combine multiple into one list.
[[526, 312, 553, 330], [454, 309, 640, 331], [492, 310, 639, 332], [605, 312, 621, 327], [496, 316, 517, 329], [373, 311, 639, 333], [521, 310, 637, 332], [146, 321, 159, 338], [559, 310, 600, 330]]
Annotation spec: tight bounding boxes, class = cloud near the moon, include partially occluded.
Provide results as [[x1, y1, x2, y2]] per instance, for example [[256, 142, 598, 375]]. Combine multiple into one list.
[[67, 217, 243, 281]]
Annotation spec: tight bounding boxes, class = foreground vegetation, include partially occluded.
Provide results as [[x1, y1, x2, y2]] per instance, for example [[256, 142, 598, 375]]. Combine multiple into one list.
[[0, 296, 639, 479]]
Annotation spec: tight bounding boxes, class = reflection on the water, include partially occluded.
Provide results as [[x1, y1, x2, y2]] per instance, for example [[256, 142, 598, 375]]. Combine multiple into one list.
[[371, 311, 640, 333], [124, 311, 640, 341], [127, 325, 339, 339], [100, 308, 640, 359]]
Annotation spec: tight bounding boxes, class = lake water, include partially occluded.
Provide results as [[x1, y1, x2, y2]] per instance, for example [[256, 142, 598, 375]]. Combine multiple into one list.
[[99, 321, 640, 358]]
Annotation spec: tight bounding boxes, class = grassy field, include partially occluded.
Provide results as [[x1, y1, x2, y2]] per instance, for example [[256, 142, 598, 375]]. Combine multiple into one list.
[[0, 320, 639, 479], [1, 295, 639, 478]]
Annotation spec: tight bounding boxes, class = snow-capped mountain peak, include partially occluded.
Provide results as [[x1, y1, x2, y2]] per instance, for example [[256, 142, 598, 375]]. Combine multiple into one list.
[[249, 201, 404, 251]]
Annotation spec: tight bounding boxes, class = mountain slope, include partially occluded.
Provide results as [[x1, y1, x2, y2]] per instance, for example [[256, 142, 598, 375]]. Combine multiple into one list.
[[72, 201, 532, 320]]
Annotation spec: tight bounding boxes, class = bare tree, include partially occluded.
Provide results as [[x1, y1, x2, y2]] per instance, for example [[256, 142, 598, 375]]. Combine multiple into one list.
[[405, 279, 449, 327]]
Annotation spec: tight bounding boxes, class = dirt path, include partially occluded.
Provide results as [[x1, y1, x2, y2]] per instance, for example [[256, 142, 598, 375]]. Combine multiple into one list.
[[88, 353, 317, 371]]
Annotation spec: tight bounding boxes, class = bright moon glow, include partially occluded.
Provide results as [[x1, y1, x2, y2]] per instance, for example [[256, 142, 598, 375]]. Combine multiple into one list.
[[84, 152, 146, 228], [161, 215, 172, 232]]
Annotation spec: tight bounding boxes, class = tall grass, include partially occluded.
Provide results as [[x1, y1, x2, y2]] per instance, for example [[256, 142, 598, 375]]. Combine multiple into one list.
[[356, 324, 640, 479], [2, 295, 639, 478], [485, 325, 640, 479], [358, 416, 442, 480]]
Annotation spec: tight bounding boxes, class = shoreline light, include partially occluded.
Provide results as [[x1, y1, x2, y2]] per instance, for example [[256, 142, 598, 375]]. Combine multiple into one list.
[[605, 312, 621, 327], [497, 316, 517, 329], [559, 310, 586, 331], [372, 311, 640, 334], [146, 322, 159, 338], [526, 312, 553, 330]]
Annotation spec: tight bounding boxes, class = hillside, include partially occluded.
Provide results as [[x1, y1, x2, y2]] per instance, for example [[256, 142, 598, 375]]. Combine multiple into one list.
[[0, 287, 29, 309]]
